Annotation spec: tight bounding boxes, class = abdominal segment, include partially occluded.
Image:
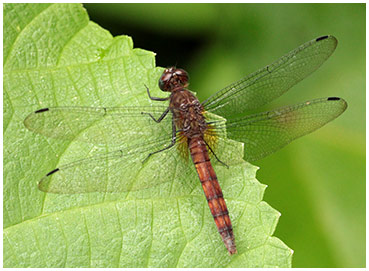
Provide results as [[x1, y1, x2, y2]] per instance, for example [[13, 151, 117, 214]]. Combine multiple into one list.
[[188, 136, 237, 255]]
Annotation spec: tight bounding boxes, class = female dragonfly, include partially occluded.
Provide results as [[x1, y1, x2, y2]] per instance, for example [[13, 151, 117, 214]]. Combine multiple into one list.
[[24, 35, 347, 255]]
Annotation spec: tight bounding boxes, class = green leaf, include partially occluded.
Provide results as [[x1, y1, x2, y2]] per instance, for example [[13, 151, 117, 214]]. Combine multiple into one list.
[[3, 3, 292, 267]]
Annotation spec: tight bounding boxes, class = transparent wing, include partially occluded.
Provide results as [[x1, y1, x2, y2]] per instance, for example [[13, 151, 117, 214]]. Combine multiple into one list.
[[24, 106, 171, 147], [202, 35, 338, 118], [25, 105, 237, 194], [208, 97, 347, 161], [37, 133, 197, 193]]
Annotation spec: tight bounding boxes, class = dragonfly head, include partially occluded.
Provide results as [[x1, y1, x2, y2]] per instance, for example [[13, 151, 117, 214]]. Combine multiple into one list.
[[159, 67, 189, 92]]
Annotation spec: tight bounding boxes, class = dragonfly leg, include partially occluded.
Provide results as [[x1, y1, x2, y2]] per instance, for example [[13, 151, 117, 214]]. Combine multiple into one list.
[[204, 140, 229, 169], [145, 84, 170, 101], [141, 107, 170, 123], [142, 117, 177, 163]]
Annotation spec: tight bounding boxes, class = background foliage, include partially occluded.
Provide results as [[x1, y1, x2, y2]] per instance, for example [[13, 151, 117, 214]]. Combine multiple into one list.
[[83, 3, 366, 268]]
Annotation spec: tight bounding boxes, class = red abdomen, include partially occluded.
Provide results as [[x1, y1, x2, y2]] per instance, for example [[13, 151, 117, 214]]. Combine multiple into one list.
[[188, 136, 237, 255]]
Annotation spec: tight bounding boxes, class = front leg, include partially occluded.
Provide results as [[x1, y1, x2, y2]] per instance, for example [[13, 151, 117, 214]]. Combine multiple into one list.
[[145, 84, 170, 101], [142, 116, 177, 163], [142, 107, 170, 123]]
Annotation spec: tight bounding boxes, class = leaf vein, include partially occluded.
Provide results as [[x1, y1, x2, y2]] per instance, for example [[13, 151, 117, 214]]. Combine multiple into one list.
[[4, 4, 53, 67]]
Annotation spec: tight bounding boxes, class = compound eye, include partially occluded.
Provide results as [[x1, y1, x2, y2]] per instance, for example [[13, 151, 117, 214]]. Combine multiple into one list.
[[175, 69, 189, 86], [158, 72, 172, 91]]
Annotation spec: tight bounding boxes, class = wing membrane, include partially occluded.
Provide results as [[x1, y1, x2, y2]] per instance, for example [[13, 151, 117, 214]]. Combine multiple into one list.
[[24, 106, 170, 146], [203, 35, 338, 118], [38, 133, 197, 193], [210, 97, 347, 161]]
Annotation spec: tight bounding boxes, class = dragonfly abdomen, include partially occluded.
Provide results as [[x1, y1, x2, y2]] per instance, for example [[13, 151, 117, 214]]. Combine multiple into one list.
[[188, 136, 237, 255]]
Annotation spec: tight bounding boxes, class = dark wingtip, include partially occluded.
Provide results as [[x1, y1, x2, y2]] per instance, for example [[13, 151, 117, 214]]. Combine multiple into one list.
[[316, 35, 329, 42], [35, 108, 49, 113], [327, 97, 348, 111], [46, 168, 59, 176]]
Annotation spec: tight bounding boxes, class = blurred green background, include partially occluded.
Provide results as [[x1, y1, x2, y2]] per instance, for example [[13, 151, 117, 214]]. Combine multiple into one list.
[[84, 3, 365, 268]]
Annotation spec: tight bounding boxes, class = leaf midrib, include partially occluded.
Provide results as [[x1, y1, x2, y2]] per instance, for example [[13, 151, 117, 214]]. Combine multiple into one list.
[[4, 194, 258, 230]]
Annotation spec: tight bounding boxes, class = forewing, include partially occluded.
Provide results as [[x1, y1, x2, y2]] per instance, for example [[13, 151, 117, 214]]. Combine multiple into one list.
[[203, 36, 338, 118], [38, 133, 196, 193], [24, 106, 171, 146], [213, 97, 347, 161]]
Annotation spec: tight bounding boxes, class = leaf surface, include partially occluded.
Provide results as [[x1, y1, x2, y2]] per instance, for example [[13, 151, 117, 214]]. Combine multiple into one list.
[[3, 3, 292, 267]]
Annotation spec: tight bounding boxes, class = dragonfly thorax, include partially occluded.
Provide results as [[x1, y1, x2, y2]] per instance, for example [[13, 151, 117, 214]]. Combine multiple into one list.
[[170, 89, 207, 138]]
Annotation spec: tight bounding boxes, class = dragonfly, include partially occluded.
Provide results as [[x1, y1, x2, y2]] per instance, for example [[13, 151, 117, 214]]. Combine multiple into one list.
[[24, 35, 347, 255]]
